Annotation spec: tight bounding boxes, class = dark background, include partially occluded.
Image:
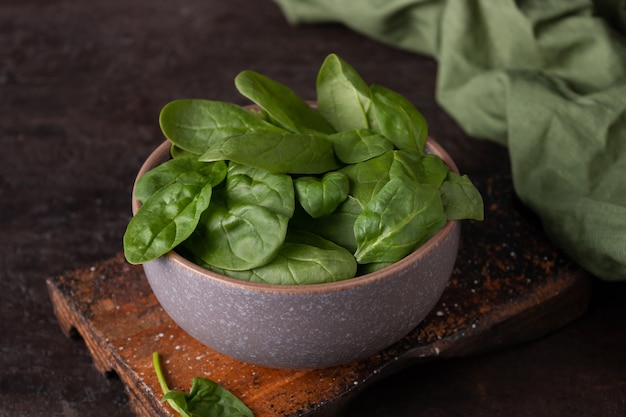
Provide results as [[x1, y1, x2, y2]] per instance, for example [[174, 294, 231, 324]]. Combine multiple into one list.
[[2, 1, 625, 416]]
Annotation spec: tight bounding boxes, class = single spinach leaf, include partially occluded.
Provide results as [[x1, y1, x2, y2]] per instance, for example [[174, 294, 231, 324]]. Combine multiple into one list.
[[316, 53, 372, 131], [369, 84, 428, 152], [124, 170, 222, 265], [160, 99, 286, 154], [388, 150, 450, 187], [294, 171, 349, 218], [291, 195, 361, 253], [340, 151, 395, 205], [440, 172, 484, 221], [354, 176, 446, 264], [328, 128, 394, 164], [235, 70, 335, 134], [153, 352, 254, 417], [170, 144, 197, 159], [212, 231, 357, 285], [340, 150, 426, 206], [419, 153, 451, 187], [226, 162, 295, 218], [180, 163, 294, 271], [181, 197, 289, 271], [134, 157, 227, 203], [199, 132, 341, 174]]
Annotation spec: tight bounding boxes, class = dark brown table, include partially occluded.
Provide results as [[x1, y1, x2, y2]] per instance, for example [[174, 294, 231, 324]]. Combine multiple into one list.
[[2, 1, 625, 416]]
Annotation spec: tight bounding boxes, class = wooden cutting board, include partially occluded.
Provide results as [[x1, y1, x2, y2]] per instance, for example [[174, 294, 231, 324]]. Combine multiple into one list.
[[47, 173, 591, 417]]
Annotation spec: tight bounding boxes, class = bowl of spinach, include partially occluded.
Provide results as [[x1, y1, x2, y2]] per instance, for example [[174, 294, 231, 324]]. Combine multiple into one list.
[[123, 54, 483, 369]]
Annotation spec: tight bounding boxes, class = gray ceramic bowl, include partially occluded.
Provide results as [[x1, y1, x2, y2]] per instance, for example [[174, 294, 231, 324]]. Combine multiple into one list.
[[132, 139, 461, 369]]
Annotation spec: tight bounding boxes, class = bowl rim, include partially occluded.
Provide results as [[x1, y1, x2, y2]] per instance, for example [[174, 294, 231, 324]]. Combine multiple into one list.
[[132, 138, 460, 295]]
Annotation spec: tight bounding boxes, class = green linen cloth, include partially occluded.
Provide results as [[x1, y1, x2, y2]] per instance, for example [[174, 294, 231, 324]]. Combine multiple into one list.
[[272, 0, 626, 281]]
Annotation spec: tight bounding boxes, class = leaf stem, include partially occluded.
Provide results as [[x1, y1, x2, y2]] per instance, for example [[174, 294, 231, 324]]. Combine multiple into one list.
[[152, 352, 171, 395]]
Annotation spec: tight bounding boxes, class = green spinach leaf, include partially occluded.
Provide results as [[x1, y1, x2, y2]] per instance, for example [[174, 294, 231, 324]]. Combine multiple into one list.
[[199, 132, 341, 174], [153, 352, 254, 417], [369, 84, 428, 152], [170, 144, 197, 159], [339, 151, 395, 205], [124, 161, 227, 265], [354, 176, 446, 264], [160, 99, 286, 154], [340, 150, 430, 206], [316, 53, 372, 131], [235, 70, 335, 134], [328, 129, 394, 164], [226, 162, 295, 218], [180, 163, 293, 271], [134, 157, 227, 203], [294, 171, 349, 218], [418, 153, 451, 187], [291, 195, 361, 253], [211, 231, 357, 285], [440, 172, 484, 221]]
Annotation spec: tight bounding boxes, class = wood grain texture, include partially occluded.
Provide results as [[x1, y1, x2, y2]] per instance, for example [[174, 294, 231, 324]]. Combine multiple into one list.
[[47, 174, 591, 417]]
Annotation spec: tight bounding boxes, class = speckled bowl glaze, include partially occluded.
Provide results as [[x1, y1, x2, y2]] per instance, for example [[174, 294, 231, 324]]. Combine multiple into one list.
[[133, 139, 461, 369]]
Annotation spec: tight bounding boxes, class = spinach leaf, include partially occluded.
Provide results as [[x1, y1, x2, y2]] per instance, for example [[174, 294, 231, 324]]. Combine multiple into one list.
[[170, 144, 197, 159], [419, 153, 451, 187], [226, 162, 294, 218], [199, 132, 341, 174], [181, 202, 289, 271], [440, 172, 485, 221], [354, 176, 446, 264], [340, 150, 429, 206], [339, 151, 395, 205], [294, 171, 349, 218], [369, 84, 428, 152], [160, 99, 286, 154], [134, 157, 227, 203], [291, 195, 361, 253], [328, 128, 394, 164], [387, 150, 450, 187], [316, 53, 372, 131], [153, 352, 254, 417], [180, 163, 293, 271], [124, 161, 228, 265], [235, 70, 335, 134], [212, 231, 357, 285]]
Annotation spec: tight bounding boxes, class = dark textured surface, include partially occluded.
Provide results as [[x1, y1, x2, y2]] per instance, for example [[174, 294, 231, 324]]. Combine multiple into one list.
[[2, 1, 626, 416]]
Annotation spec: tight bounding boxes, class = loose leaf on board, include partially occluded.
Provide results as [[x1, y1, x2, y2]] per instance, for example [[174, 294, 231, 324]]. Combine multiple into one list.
[[153, 352, 254, 417]]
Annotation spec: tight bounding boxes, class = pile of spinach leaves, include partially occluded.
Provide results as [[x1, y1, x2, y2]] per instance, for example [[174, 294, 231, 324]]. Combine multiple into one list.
[[123, 54, 483, 284]]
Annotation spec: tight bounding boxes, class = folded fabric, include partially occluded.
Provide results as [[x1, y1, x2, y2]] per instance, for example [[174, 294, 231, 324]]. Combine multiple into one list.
[[272, 0, 626, 281]]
